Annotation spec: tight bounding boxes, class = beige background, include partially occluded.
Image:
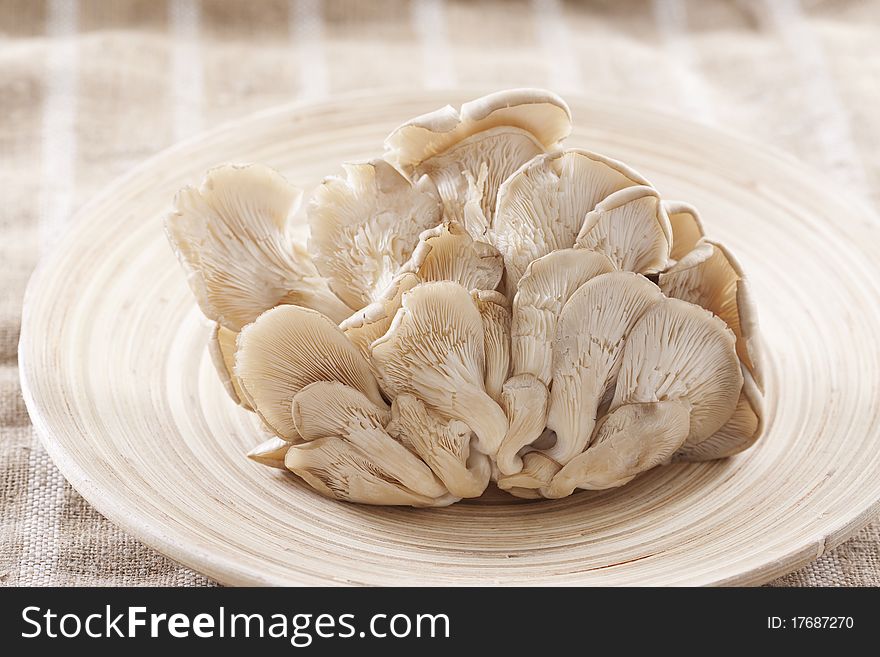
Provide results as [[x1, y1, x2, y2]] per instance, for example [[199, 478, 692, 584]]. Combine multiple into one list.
[[2, 0, 879, 586]]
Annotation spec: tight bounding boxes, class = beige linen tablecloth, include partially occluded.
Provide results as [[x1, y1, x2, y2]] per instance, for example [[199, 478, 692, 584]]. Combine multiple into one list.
[[2, 0, 879, 587]]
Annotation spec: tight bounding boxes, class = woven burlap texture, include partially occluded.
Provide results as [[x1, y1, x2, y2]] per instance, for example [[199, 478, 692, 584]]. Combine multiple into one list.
[[2, 0, 879, 587]]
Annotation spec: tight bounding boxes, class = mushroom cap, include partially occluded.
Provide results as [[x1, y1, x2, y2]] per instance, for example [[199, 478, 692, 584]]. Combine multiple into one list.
[[511, 248, 615, 384], [246, 436, 293, 469], [611, 297, 743, 444], [672, 365, 763, 461], [285, 437, 456, 507], [659, 239, 764, 391], [495, 374, 550, 475], [165, 163, 353, 331], [493, 149, 650, 291], [384, 88, 571, 173], [403, 221, 503, 291], [307, 159, 442, 310], [291, 380, 391, 440], [542, 400, 690, 498], [415, 127, 547, 238], [236, 304, 386, 441], [545, 271, 664, 464], [291, 381, 447, 499], [370, 281, 509, 456], [388, 394, 491, 499], [340, 271, 421, 360], [575, 185, 672, 275], [471, 289, 512, 403], [208, 323, 253, 410], [664, 200, 705, 261]]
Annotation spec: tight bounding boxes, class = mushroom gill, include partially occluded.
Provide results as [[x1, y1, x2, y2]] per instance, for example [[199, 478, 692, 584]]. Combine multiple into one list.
[[403, 221, 503, 291], [575, 185, 672, 275], [370, 281, 509, 457], [673, 366, 763, 462], [292, 381, 447, 499], [611, 297, 743, 445], [308, 159, 441, 310], [510, 248, 615, 385], [387, 394, 491, 499], [235, 304, 386, 441], [340, 271, 421, 361], [165, 164, 353, 330], [471, 289, 511, 403], [659, 239, 764, 391], [543, 401, 690, 498], [493, 149, 650, 291], [385, 89, 571, 240], [544, 271, 664, 464]]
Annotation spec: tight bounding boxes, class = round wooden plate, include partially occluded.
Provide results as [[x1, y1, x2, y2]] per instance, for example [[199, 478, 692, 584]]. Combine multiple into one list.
[[19, 91, 880, 586]]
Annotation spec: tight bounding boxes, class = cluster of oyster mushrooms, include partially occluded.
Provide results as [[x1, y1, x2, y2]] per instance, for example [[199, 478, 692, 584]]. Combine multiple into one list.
[[166, 89, 764, 506]]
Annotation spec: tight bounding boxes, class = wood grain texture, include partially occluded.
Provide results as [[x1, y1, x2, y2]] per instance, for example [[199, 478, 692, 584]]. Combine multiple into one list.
[[19, 91, 880, 586]]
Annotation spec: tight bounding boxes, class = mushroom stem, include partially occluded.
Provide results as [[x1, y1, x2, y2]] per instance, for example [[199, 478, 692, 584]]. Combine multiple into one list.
[[388, 394, 491, 498], [291, 381, 447, 499], [455, 388, 510, 457], [496, 374, 549, 475], [285, 438, 456, 507], [246, 436, 292, 469], [471, 290, 511, 403], [497, 452, 561, 492], [542, 400, 690, 498]]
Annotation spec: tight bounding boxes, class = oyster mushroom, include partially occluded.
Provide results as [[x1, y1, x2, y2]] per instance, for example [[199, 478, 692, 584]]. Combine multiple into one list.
[[308, 159, 442, 310], [403, 221, 503, 291], [208, 322, 252, 410], [340, 272, 421, 360], [511, 248, 615, 385], [495, 374, 550, 475], [659, 239, 763, 390], [544, 298, 742, 496], [291, 381, 447, 499], [246, 436, 293, 469], [167, 90, 769, 507], [543, 401, 690, 498], [545, 271, 664, 464], [673, 366, 763, 461], [575, 185, 672, 275], [385, 89, 571, 239], [610, 297, 743, 446], [285, 437, 455, 507], [165, 163, 353, 331], [497, 249, 613, 472], [236, 304, 386, 441], [370, 281, 509, 456], [493, 149, 650, 291], [664, 200, 705, 261], [387, 394, 491, 498], [496, 452, 561, 497], [471, 290, 511, 402]]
